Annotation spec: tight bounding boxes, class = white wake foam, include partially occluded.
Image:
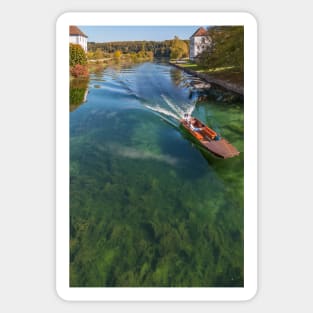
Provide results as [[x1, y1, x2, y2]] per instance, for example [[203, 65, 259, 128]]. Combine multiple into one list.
[[144, 104, 180, 120], [161, 94, 185, 118]]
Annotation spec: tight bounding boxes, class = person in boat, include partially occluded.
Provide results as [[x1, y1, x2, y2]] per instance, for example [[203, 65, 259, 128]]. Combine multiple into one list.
[[190, 124, 202, 132], [184, 114, 203, 132], [189, 117, 203, 132], [184, 113, 191, 124], [184, 113, 194, 129]]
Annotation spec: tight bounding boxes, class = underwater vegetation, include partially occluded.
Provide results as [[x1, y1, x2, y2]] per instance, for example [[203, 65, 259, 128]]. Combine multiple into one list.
[[70, 62, 244, 287]]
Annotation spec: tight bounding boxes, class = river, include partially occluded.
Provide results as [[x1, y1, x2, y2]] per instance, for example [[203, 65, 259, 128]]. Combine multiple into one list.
[[70, 60, 244, 287]]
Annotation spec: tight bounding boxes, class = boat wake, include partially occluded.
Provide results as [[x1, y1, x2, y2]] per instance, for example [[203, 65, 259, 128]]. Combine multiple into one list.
[[144, 104, 180, 121], [112, 64, 197, 126], [143, 94, 196, 126], [161, 94, 196, 119], [161, 95, 185, 118]]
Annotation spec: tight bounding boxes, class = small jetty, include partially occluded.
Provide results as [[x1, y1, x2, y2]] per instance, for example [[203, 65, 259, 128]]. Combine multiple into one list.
[[180, 116, 240, 159]]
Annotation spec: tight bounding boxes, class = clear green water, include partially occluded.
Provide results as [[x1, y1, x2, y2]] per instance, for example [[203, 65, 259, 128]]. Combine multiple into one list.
[[70, 61, 244, 287]]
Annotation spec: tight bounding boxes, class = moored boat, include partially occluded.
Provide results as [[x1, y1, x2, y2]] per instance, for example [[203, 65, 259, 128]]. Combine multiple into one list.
[[180, 115, 240, 159]]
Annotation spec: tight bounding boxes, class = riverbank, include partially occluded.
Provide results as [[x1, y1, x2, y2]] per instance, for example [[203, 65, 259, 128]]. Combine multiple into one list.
[[169, 61, 244, 96]]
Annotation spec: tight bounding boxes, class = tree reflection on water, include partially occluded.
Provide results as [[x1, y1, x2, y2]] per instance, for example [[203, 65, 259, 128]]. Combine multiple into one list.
[[70, 78, 89, 112]]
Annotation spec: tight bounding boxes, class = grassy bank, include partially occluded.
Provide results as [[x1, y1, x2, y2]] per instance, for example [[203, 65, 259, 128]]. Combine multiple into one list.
[[170, 61, 243, 95], [178, 62, 243, 87]]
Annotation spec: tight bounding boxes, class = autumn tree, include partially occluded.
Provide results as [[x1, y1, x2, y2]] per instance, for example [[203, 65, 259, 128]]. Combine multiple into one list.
[[113, 50, 122, 59], [86, 51, 95, 60], [94, 48, 104, 60], [170, 36, 189, 60]]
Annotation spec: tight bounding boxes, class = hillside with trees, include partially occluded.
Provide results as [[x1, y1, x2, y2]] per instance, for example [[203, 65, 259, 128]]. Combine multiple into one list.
[[88, 39, 189, 58]]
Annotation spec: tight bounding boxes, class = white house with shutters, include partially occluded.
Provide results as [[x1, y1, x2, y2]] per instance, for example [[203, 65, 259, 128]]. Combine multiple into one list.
[[189, 27, 211, 60], [69, 26, 88, 52]]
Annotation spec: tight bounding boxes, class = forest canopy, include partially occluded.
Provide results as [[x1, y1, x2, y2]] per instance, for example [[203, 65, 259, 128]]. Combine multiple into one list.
[[88, 39, 189, 58]]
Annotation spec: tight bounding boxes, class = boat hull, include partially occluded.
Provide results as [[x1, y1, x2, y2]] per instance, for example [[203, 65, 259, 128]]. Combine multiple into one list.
[[180, 118, 240, 159]]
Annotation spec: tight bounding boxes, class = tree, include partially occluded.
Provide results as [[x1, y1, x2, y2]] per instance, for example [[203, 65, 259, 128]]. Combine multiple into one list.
[[94, 48, 104, 60], [70, 44, 87, 66], [197, 26, 244, 72], [113, 50, 122, 59], [146, 51, 154, 59], [86, 51, 95, 60], [170, 36, 189, 60]]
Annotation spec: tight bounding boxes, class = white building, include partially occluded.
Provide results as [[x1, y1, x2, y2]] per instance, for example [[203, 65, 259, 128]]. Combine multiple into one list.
[[69, 26, 88, 52], [189, 27, 211, 60]]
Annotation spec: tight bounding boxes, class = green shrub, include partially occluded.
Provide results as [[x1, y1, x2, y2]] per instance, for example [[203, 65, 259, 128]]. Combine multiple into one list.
[[70, 43, 87, 66]]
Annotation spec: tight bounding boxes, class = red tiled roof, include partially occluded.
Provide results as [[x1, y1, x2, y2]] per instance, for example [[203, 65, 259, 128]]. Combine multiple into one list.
[[190, 27, 208, 37], [69, 26, 88, 38]]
